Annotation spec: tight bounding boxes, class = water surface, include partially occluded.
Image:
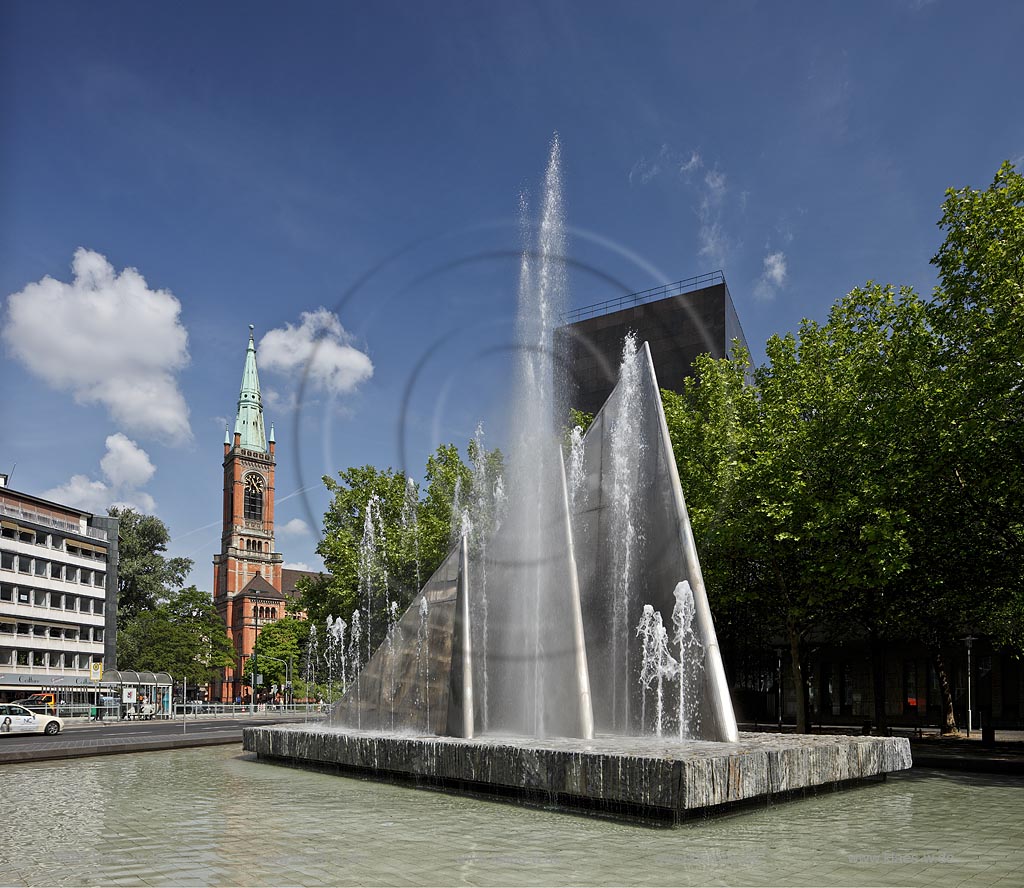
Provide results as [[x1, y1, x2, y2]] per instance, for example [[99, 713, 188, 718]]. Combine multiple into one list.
[[1, 747, 1020, 887]]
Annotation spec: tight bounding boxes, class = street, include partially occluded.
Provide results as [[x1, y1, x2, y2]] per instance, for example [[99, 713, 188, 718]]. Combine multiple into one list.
[[0, 714, 322, 763]]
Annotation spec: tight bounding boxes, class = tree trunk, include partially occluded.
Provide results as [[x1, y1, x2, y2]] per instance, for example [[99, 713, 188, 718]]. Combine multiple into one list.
[[869, 632, 888, 734], [788, 622, 808, 733], [931, 646, 958, 734]]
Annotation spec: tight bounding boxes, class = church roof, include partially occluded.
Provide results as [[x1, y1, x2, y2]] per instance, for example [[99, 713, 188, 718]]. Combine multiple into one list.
[[281, 567, 327, 599], [234, 325, 267, 452], [238, 574, 284, 599]]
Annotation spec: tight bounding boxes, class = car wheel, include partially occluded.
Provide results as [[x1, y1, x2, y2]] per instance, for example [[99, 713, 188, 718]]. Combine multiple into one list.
[[44, 721, 60, 735]]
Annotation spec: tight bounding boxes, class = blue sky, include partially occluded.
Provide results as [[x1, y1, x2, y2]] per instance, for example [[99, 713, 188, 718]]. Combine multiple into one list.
[[2, 1, 1022, 586]]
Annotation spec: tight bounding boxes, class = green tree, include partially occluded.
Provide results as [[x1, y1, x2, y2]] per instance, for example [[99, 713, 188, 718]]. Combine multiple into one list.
[[243, 616, 305, 691], [417, 443, 473, 571], [109, 507, 193, 620], [118, 586, 233, 684], [309, 465, 412, 630], [929, 161, 1024, 647], [300, 440, 502, 664], [665, 286, 939, 734]]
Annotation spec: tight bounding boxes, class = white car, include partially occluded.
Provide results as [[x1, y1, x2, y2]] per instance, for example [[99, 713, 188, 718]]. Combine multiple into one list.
[[0, 703, 64, 735]]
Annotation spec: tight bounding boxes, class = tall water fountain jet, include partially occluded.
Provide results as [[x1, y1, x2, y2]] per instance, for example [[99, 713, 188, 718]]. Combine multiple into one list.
[[328, 136, 736, 744], [486, 134, 592, 738], [252, 138, 915, 819]]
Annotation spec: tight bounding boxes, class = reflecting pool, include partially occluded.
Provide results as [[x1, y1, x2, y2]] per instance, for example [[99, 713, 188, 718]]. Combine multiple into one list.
[[1, 746, 1021, 887]]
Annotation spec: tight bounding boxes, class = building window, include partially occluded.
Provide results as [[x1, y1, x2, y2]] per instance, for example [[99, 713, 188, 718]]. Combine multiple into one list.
[[244, 474, 265, 521]]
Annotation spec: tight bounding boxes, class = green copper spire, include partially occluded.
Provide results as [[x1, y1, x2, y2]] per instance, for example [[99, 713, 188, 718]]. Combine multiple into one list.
[[234, 324, 267, 452]]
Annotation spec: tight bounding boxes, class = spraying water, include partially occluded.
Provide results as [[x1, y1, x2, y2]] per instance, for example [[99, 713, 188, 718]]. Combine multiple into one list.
[[401, 478, 421, 594], [349, 609, 362, 727], [358, 496, 389, 665], [486, 134, 578, 737], [326, 135, 738, 745], [607, 332, 644, 730], [672, 581, 704, 739], [567, 425, 586, 514], [637, 604, 679, 737], [418, 595, 430, 729], [306, 624, 319, 715]]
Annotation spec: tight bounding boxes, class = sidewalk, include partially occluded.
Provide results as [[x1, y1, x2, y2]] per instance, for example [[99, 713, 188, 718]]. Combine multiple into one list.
[[907, 729, 1024, 774], [739, 723, 1024, 775]]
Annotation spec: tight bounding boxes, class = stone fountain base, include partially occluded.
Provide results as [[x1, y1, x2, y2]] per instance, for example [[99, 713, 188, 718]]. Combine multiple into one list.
[[242, 725, 912, 822]]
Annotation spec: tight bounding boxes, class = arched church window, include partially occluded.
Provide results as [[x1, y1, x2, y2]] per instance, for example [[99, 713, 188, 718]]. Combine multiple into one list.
[[244, 473, 264, 521], [271, 608, 277, 619]]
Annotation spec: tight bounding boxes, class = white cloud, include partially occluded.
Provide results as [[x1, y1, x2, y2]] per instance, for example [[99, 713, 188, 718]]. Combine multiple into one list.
[[263, 388, 300, 412], [283, 561, 312, 571], [629, 146, 702, 187], [678, 150, 702, 175], [703, 169, 727, 204], [100, 432, 155, 488], [3, 248, 192, 443], [278, 517, 311, 537], [754, 251, 788, 301], [43, 434, 157, 514], [628, 157, 661, 185], [258, 308, 373, 397]]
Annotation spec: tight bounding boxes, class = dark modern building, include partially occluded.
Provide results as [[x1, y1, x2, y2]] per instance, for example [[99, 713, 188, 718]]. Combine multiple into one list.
[[555, 271, 748, 415]]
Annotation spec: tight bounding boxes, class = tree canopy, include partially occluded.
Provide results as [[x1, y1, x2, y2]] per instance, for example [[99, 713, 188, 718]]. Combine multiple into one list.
[[109, 507, 193, 620], [663, 162, 1024, 733], [297, 438, 503, 665], [117, 585, 234, 684]]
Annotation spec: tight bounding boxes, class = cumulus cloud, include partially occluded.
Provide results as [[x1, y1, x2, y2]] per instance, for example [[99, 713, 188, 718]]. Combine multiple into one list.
[[258, 308, 373, 397], [629, 146, 702, 186], [278, 517, 311, 537], [100, 432, 156, 488], [754, 251, 788, 301], [4, 249, 191, 443], [283, 561, 312, 571], [43, 434, 157, 513], [703, 169, 727, 204], [628, 144, 740, 270]]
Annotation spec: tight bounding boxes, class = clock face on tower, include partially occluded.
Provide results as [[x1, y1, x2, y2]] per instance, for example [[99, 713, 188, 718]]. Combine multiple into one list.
[[244, 472, 265, 521]]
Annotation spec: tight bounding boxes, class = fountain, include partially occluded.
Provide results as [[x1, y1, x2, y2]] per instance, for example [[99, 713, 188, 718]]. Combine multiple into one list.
[[245, 137, 911, 820]]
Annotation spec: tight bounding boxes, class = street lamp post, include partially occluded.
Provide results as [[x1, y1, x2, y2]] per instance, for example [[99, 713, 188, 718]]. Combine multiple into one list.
[[249, 599, 261, 715], [775, 647, 784, 730], [260, 655, 291, 707], [963, 635, 976, 737]]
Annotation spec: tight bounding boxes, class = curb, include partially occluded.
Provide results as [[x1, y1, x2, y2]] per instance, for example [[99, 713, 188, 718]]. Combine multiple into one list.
[[0, 733, 242, 765]]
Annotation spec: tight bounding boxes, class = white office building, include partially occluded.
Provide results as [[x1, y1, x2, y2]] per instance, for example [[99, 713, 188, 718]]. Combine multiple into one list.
[[0, 473, 119, 700]]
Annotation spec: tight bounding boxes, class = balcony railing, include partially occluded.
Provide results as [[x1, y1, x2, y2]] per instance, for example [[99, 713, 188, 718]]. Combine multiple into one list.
[[562, 270, 727, 324], [0, 501, 108, 542]]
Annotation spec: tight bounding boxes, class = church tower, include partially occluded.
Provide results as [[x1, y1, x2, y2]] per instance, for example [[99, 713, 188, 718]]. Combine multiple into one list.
[[212, 325, 285, 703]]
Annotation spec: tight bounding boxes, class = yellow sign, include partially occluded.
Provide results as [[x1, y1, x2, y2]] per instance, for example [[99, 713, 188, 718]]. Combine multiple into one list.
[[89, 662, 103, 681]]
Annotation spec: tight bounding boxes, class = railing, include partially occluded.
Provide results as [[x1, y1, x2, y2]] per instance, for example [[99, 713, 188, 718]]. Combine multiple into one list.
[[562, 270, 726, 324], [169, 702, 327, 718], [19, 701, 328, 721], [0, 501, 108, 542]]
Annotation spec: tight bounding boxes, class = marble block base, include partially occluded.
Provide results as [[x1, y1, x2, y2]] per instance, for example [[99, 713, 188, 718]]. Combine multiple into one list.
[[243, 725, 912, 822]]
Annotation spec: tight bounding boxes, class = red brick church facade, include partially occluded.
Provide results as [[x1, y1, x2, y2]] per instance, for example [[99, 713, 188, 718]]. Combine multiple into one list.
[[211, 326, 317, 703]]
